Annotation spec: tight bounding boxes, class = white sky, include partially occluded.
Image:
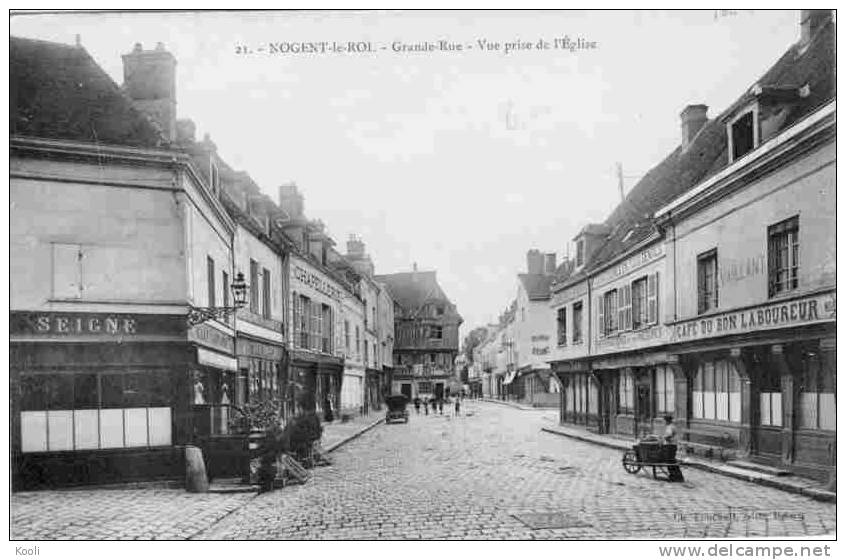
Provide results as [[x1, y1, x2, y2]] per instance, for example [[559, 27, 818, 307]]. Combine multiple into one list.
[[11, 10, 801, 340]]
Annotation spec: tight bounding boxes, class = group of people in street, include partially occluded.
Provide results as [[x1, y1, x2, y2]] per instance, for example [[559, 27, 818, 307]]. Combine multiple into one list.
[[412, 395, 461, 416]]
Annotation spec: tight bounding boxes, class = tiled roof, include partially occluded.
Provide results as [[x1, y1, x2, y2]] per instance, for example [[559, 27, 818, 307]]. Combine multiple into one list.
[[518, 274, 554, 300], [555, 18, 834, 289], [375, 271, 453, 316], [10, 36, 164, 148]]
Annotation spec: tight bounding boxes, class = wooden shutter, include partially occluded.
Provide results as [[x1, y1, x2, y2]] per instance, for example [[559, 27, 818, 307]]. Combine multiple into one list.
[[619, 284, 632, 331], [596, 295, 605, 339], [647, 272, 659, 324]]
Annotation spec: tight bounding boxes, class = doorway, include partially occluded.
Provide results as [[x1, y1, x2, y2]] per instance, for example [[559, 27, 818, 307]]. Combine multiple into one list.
[[434, 383, 444, 400], [635, 376, 652, 438], [400, 383, 412, 400]]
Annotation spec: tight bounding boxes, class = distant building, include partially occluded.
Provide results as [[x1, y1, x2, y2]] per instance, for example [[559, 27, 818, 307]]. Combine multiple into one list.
[[376, 267, 463, 401]]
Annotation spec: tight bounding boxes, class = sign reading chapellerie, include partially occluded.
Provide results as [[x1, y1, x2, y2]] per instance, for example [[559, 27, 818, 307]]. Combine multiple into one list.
[[10, 312, 187, 337], [293, 264, 342, 300], [670, 292, 836, 343]]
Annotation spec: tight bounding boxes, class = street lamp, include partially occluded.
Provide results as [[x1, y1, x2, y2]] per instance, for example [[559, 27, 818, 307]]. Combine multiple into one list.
[[186, 271, 249, 326]]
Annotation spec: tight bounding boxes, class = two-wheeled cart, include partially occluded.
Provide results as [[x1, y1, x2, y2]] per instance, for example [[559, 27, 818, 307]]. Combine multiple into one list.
[[621, 438, 685, 481]]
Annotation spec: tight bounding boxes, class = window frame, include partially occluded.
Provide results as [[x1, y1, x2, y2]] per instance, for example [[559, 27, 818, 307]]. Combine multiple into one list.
[[768, 216, 800, 298], [697, 249, 719, 314], [556, 307, 567, 347], [572, 301, 583, 344], [207, 256, 216, 308], [727, 104, 760, 163]]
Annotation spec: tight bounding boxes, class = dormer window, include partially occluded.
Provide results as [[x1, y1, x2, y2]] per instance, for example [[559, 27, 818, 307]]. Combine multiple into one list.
[[575, 238, 585, 268], [728, 105, 759, 162]]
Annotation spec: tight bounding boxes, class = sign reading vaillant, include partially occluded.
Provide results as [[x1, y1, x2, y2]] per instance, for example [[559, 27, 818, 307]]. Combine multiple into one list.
[[670, 291, 836, 343]]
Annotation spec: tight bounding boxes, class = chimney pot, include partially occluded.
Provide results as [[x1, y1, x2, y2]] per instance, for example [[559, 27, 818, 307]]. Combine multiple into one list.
[[680, 104, 708, 151]]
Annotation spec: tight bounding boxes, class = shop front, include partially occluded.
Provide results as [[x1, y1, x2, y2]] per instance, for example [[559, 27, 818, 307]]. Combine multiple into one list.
[[10, 311, 193, 490], [289, 349, 344, 421], [667, 290, 836, 481]]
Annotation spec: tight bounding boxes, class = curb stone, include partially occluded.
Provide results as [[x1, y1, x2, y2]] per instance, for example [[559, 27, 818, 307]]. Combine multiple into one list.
[[540, 425, 836, 503], [323, 417, 385, 453]]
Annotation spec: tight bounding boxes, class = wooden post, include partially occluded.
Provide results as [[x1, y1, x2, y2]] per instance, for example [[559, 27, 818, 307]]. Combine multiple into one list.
[[668, 355, 688, 433], [771, 344, 794, 465], [184, 445, 209, 493]]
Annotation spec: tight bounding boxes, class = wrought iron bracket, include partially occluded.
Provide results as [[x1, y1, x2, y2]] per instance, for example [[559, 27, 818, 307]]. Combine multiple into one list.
[[186, 305, 240, 327]]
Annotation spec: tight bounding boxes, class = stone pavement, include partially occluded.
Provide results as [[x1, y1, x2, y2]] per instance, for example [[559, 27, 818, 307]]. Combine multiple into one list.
[[194, 401, 835, 539], [10, 402, 836, 540], [539, 420, 836, 503]]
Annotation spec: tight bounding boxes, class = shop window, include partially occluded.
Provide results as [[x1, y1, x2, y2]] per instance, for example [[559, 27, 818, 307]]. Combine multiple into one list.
[[629, 277, 646, 329], [692, 360, 741, 422], [618, 371, 634, 414], [572, 301, 583, 344], [768, 216, 799, 297], [556, 307, 567, 346], [654, 366, 675, 415], [19, 372, 173, 453], [797, 352, 835, 431]]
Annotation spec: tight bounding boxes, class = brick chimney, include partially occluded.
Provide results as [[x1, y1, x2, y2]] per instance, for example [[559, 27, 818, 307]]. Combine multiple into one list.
[[347, 234, 365, 257], [800, 10, 830, 48], [544, 253, 557, 275], [680, 104, 708, 152], [122, 42, 177, 142], [526, 249, 544, 275], [278, 182, 304, 220]]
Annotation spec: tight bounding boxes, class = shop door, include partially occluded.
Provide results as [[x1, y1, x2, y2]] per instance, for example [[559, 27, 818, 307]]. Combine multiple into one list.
[[435, 383, 444, 400], [635, 380, 652, 438], [752, 358, 783, 461], [599, 379, 613, 434], [400, 383, 412, 400]]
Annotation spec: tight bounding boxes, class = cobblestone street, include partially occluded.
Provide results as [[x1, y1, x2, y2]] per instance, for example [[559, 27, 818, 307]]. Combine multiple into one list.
[[11, 402, 836, 540], [196, 402, 834, 540]]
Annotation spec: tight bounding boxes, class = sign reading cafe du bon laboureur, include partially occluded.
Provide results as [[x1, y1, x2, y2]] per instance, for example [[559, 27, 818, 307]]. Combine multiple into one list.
[[670, 291, 836, 342]]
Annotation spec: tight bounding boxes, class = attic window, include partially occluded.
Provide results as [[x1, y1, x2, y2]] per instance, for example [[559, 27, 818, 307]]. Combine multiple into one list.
[[728, 106, 759, 163], [575, 239, 585, 268]]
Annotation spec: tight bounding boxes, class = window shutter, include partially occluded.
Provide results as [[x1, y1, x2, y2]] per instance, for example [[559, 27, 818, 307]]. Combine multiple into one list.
[[597, 295, 605, 338], [619, 284, 632, 331], [647, 272, 659, 324]]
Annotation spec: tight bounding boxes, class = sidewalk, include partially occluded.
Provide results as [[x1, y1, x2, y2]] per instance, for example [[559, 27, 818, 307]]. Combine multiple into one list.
[[541, 423, 836, 503], [480, 397, 555, 411], [321, 410, 385, 452]]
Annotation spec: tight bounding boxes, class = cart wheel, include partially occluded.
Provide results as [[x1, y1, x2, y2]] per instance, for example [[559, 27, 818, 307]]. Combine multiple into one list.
[[622, 450, 641, 474]]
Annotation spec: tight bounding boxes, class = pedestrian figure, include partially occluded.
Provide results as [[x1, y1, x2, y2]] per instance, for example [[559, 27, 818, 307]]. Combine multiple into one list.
[[413, 396, 421, 414], [438, 399, 443, 415], [662, 415, 684, 482], [454, 397, 460, 416], [424, 399, 429, 415]]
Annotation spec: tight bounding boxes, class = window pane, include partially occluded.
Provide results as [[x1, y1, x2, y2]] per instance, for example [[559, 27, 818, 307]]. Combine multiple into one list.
[[123, 374, 151, 407], [47, 410, 74, 451], [47, 375, 74, 410], [99, 409, 124, 448], [20, 411, 48, 452], [20, 375, 48, 411], [692, 391, 704, 419], [148, 371, 172, 407], [799, 392, 818, 429], [704, 391, 716, 419], [74, 409, 100, 450], [124, 408, 149, 447], [770, 393, 783, 427], [760, 393, 772, 426], [729, 391, 741, 423], [818, 393, 836, 430], [73, 374, 99, 408], [101, 374, 124, 408], [148, 408, 172, 446]]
